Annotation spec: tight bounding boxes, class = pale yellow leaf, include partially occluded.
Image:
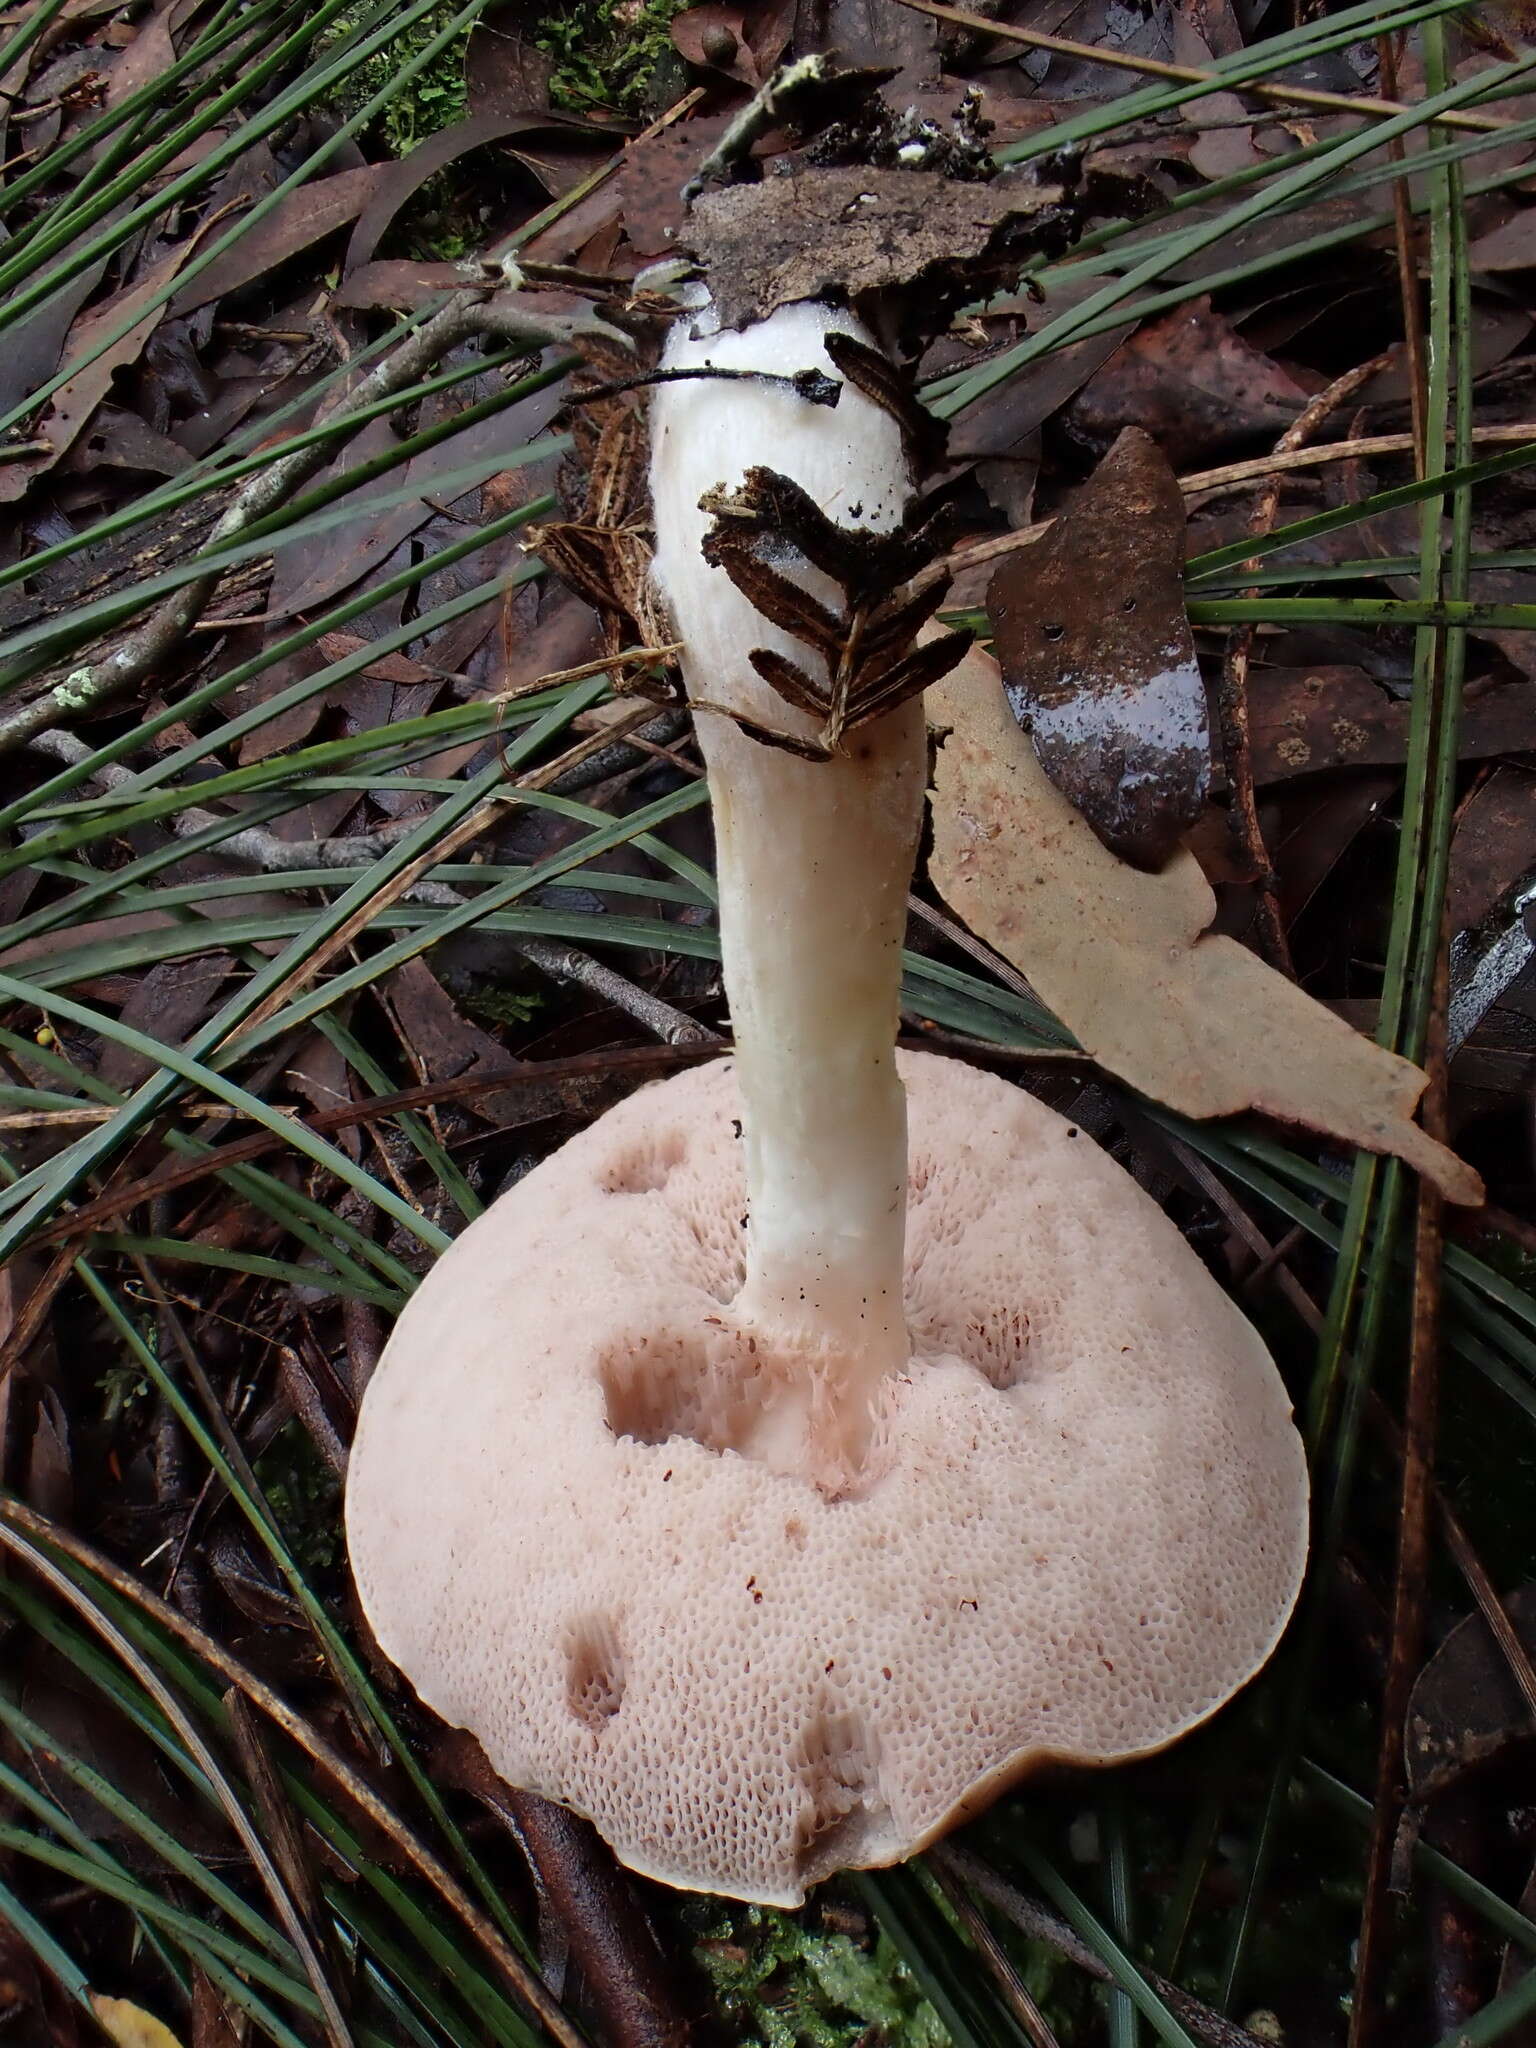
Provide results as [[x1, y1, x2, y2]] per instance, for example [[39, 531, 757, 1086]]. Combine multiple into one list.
[[90, 1992, 187, 2048], [927, 639, 1483, 1205]]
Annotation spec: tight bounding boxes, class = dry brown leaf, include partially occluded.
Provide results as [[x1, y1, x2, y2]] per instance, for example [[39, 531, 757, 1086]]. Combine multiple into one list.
[[926, 639, 1484, 1205], [90, 1994, 186, 2048]]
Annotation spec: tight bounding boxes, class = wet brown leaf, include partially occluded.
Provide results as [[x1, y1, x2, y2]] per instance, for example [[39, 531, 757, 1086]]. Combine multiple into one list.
[[0, 241, 195, 504], [384, 958, 528, 1127], [59, 406, 192, 481], [190, 1968, 245, 2048], [988, 428, 1209, 868], [1356, 302, 1534, 404], [467, 2, 556, 115], [926, 637, 1484, 1202], [1468, 206, 1536, 272], [98, 954, 236, 1092], [1448, 767, 1536, 937], [795, 0, 938, 88], [0, 254, 109, 417], [1406, 1585, 1536, 1802], [169, 164, 386, 316], [16, 1669, 225, 1858], [1246, 665, 1536, 786], [942, 287, 1133, 468], [271, 377, 563, 618], [344, 113, 591, 275], [615, 111, 736, 256], [22, 1383, 71, 1521], [1064, 299, 1309, 468], [1274, 772, 1396, 930], [672, 4, 759, 84], [333, 257, 464, 309]]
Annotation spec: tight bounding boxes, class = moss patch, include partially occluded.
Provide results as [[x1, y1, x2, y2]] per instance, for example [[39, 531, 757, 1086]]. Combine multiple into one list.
[[532, 0, 690, 116], [678, 1895, 952, 2048], [318, 4, 473, 157], [322, 0, 692, 155]]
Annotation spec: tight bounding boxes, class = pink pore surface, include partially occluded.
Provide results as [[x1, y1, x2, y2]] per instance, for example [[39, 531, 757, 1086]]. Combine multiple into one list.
[[346, 1052, 1308, 1906]]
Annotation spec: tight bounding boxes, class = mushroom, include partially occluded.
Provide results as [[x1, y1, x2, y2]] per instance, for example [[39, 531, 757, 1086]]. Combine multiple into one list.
[[345, 294, 1310, 1908]]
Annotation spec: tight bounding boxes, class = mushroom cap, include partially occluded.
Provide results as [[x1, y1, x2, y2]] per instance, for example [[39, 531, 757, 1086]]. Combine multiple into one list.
[[346, 1052, 1309, 1907]]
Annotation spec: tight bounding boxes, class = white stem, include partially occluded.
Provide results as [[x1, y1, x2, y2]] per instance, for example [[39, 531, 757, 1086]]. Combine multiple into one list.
[[650, 298, 923, 1492]]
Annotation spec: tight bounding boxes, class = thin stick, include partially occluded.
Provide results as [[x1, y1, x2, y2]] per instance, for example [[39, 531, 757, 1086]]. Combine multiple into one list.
[[893, 0, 1514, 133], [1378, 31, 1430, 475], [1171, 422, 1536, 499], [927, 1855, 1065, 2048], [1216, 353, 1393, 973], [439, 1734, 689, 2048], [1350, 43, 1462, 2013], [936, 424, 1536, 584], [488, 643, 682, 703], [1351, 941, 1451, 2047]]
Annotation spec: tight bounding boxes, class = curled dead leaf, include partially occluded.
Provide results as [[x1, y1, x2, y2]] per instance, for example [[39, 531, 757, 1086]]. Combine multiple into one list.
[[1405, 1584, 1536, 1803], [926, 638, 1483, 1205], [988, 428, 1208, 870]]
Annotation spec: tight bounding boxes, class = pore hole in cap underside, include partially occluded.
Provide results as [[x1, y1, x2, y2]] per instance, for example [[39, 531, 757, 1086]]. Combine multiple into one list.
[[563, 1614, 627, 1731], [600, 1130, 686, 1196], [791, 1701, 885, 1879], [598, 1327, 757, 1454], [598, 1305, 1034, 1467]]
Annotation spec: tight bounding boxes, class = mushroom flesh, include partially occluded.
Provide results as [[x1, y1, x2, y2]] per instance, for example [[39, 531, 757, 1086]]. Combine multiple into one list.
[[345, 295, 1310, 1908]]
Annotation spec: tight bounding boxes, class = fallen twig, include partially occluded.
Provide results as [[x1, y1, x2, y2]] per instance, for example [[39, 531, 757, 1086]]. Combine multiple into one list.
[[927, 1853, 1064, 2048], [439, 1732, 689, 2048], [1352, 946, 1453, 2045], [1215, 352, 1394, 973]]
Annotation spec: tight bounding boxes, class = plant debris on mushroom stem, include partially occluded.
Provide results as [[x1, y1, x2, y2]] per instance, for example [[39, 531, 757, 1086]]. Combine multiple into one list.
[[345, 84, 1312, 1910]]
